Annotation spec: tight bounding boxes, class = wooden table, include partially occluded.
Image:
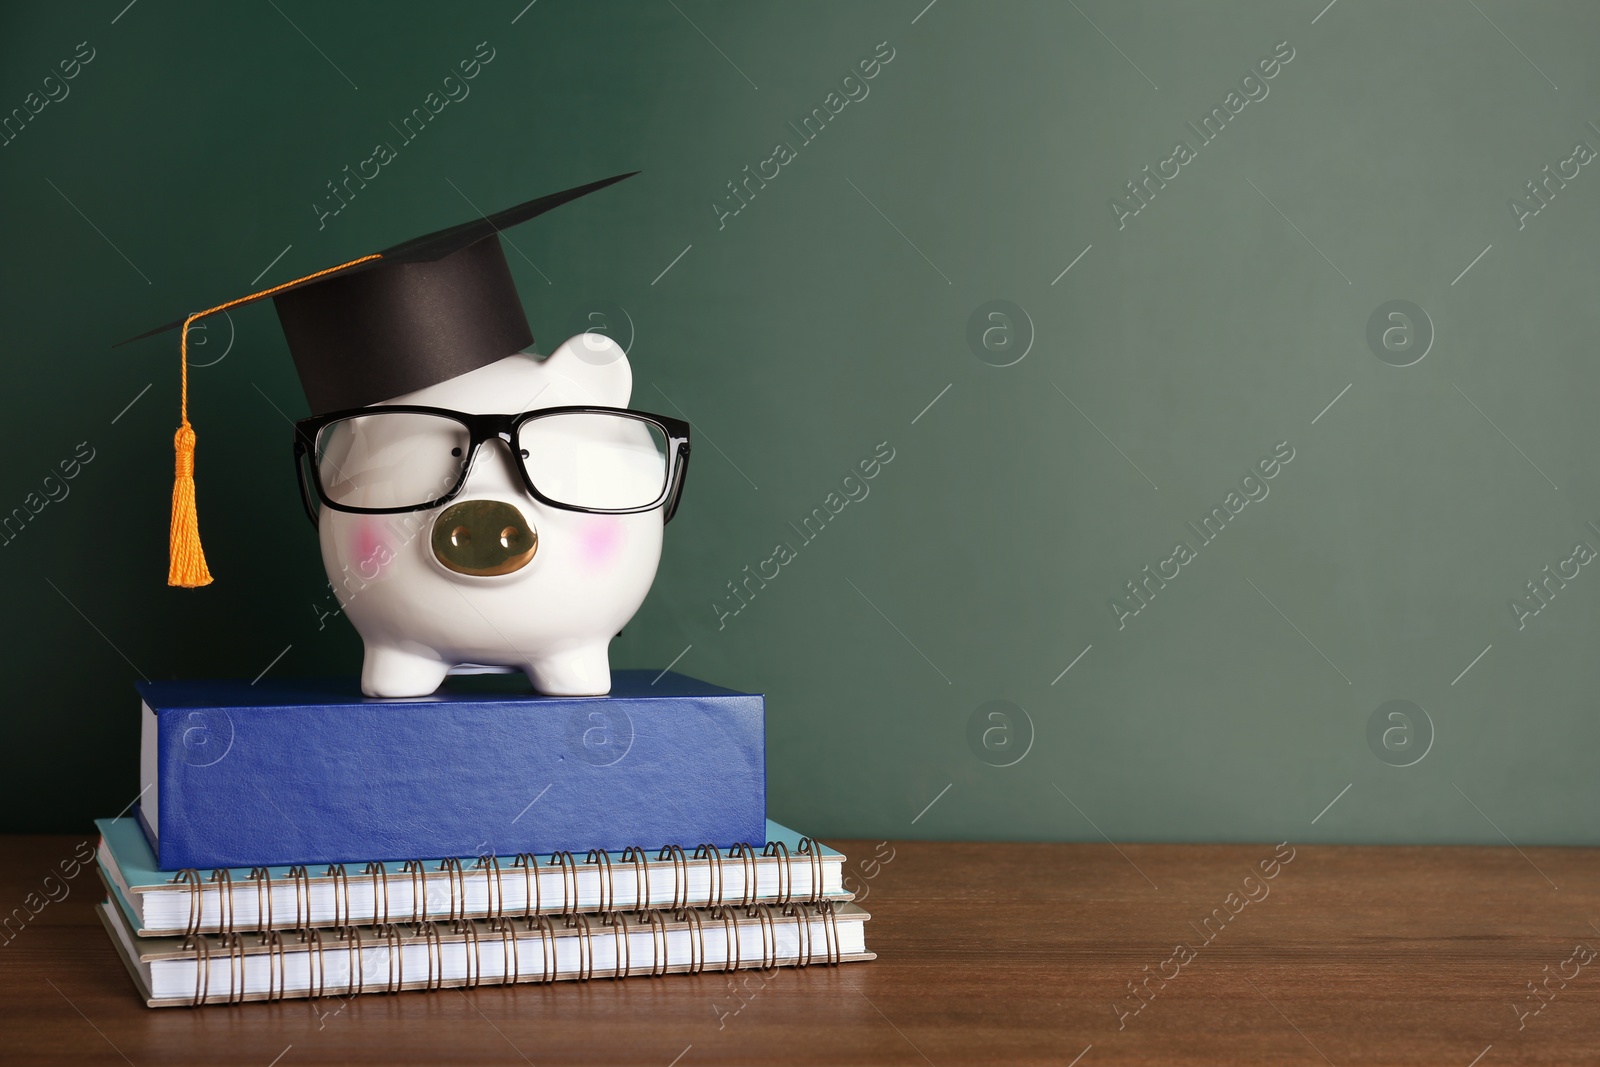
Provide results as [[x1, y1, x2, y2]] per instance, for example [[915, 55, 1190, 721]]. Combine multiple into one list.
[[3, 834, 1596, 1065]]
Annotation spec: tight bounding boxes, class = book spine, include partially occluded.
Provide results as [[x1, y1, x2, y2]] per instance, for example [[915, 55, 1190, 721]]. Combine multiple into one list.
[[148, 688, 766, 870]]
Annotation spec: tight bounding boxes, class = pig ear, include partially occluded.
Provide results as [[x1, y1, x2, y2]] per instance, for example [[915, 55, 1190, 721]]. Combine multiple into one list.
[[542, 333, 632, 406]]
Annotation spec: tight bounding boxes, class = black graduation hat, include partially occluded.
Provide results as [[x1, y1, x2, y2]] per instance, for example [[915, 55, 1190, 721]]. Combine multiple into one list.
[[128, 170, 637, 413], [128, 170, 638, 587]]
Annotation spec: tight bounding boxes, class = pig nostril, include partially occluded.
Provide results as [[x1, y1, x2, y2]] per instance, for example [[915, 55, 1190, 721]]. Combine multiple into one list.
[[499, 526, 519, 549], [450, 525, 471, 548], [451, 447, 462, 457]]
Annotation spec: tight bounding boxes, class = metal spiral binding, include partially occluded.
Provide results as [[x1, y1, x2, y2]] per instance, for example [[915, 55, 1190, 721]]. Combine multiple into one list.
[[342, 923, 365, 996], [657, 844, 689, 913], [528, 913, 557, 983], [817, 900, 841, 965], [587, 848, 615, 915], [763, 841, 792, 904], [474, 854, 506, 925], [458, 918, 480, 989], [606, 909, 631, 979], [642, 908, 670, 977], [401, 860, 427, 924], [211, 867, 235, 938], [380, 923, 403, 994], [159, 838, 853, 1001], [494, 913, 519, 985], [437, 857, 466, 924], [695, 844, 724, 909], [730, 843, 760, 907], [750, 904, 779, 972], [712, 906, 742, 972], [286, 866, 311, 935], [795, 838, 825, 904], [263, 930, 287, 1002], [785, 901, 813, 967], [246, 867, 272, 937], [216, 934, 243, 1011], [420, 922, 444, 991], [171, 869, 202, 938], [620, 846, 651, 915], [182, 932, 209, 1007], [567, 912, 595, 981], [364, 862, 392, 928], [549, 851, 578, 914], [305, 927, 327, 999], [679, 905, 706, 974], [511, 852, 541, 918], [324, 864, 351, 932]]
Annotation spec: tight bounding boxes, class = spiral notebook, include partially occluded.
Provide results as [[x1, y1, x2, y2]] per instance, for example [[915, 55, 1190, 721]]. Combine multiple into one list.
[[98, 893, 873, 1008], [96, 816, 849, 936]]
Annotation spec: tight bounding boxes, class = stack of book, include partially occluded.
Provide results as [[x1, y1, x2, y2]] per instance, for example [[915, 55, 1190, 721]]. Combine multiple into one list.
[[94, 670, 872, 1007]]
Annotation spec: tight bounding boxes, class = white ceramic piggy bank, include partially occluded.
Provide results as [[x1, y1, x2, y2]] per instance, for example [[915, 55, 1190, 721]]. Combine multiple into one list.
[[313, 334, 680, 698]]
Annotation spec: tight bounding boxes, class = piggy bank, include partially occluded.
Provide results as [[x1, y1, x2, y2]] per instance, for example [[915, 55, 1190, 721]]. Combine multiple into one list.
[[300, 333, 688, 698]]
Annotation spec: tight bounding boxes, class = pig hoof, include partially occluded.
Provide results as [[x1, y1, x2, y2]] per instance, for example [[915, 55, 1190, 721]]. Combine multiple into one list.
[[362, 645, 451, 698], [525, 647, 612, 696]]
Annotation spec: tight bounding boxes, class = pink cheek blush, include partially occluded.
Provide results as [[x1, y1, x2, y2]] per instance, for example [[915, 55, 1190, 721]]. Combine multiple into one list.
[[347, 517, 395, 581], [578, 516, 626, 570]]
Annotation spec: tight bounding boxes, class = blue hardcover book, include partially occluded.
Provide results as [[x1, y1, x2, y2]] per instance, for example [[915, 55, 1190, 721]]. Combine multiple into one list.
[[136, 671, 765, 870]]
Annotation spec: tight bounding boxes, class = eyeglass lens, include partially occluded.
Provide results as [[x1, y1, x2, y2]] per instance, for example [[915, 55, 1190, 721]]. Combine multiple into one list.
[[315, 410, 669, 511]]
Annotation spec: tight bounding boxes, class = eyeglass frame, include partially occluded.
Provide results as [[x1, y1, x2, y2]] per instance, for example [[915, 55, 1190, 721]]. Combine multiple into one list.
[[292, 403, 692, 526]]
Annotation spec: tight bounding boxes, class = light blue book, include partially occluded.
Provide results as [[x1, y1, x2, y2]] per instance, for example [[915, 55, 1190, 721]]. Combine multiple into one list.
[[97, 815, 848, 936]]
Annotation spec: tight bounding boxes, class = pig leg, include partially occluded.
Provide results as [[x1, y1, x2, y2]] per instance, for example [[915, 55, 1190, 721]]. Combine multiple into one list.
[[361, 642, 452, 698], [524, 643, 613, 696]]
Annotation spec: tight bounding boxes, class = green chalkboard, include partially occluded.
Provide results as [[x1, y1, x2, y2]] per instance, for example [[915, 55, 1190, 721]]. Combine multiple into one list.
[[3, 1, 1597, 847]]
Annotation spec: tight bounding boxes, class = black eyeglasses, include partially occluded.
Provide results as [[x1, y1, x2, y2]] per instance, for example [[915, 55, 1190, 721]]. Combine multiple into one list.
[[293, 404, 691, 524]]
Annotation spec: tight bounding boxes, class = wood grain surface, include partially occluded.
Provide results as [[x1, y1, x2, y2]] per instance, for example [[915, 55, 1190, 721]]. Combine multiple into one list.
[[2, 833, 1596, 1065]]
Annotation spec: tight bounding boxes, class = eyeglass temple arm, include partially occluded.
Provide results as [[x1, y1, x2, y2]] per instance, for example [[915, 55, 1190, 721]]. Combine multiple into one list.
[[663, 441, 691, 524], [292, 437, 321, 527]]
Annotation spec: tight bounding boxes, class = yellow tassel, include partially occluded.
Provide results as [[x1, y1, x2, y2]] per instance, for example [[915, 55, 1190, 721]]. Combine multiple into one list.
[[168, 421, 213, 587]]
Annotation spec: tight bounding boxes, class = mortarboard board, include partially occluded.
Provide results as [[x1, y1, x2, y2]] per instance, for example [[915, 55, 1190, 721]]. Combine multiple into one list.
[[126, 171, 638, 589]]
